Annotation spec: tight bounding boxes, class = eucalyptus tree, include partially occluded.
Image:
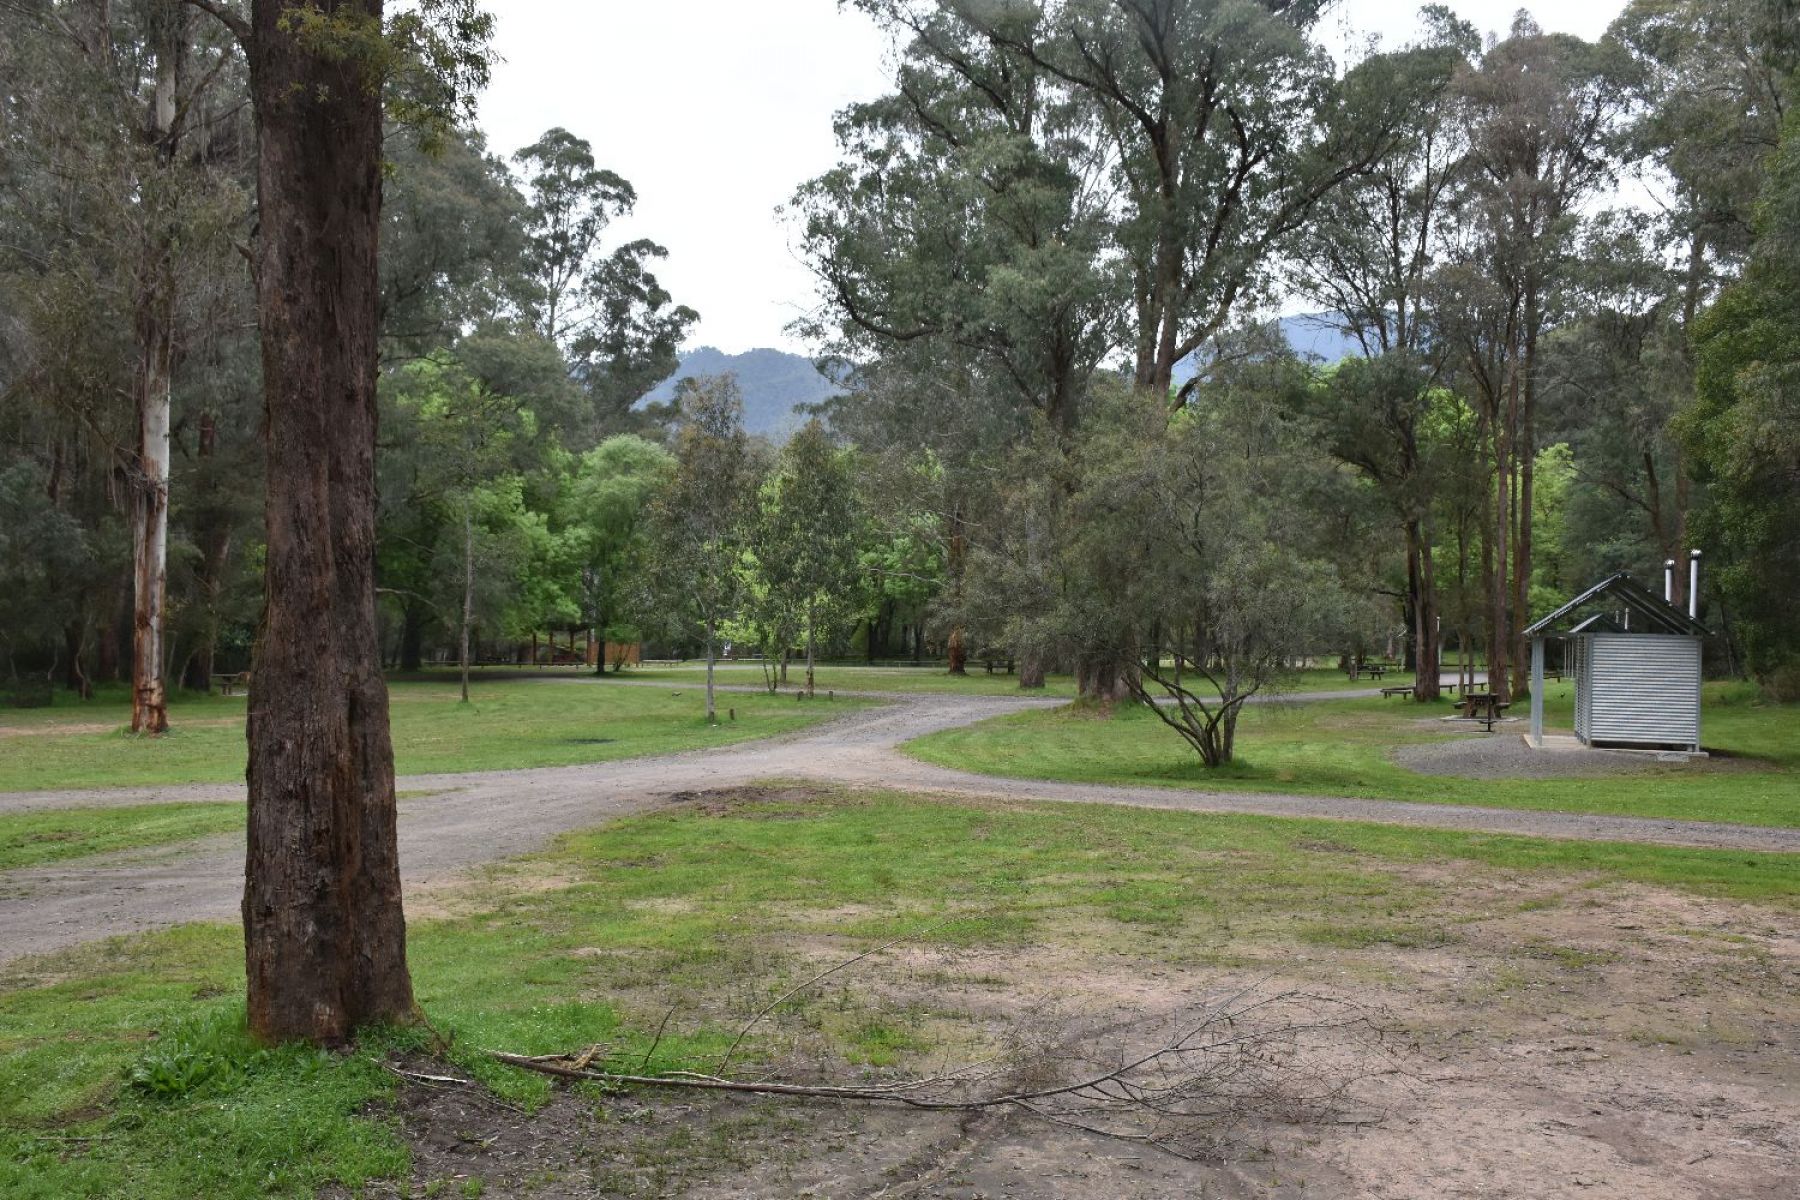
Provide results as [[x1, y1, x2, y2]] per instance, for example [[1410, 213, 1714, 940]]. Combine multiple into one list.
[[566, 433, 673, 673], [511, 127, 697, 435], [881, 0, 1432, 401], [755, 420, 865, 696], [1537, 214, 1696, 586], [382, 352, 542, 701], [174, 0, 495, 1046], [0, 0, 250, 730], [648, 376, 762, 722], [1688, 109, 1800, 699], [1288, 15, 1472, 699], [1434, 16, 1631, 700]]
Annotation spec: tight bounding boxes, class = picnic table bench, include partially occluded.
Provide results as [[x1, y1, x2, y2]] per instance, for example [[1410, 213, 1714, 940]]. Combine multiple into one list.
[[212, 671, 249, 696], [1460, 690, 1511, 731], [1381, 685, 1413, 698]]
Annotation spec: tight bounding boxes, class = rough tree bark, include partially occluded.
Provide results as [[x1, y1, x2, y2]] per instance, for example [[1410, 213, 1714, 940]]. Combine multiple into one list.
[[240, 0, 416, 1046]]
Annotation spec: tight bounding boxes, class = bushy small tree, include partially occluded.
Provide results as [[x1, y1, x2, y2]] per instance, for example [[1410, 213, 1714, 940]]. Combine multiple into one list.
[[1075, 371, 1346, 767]]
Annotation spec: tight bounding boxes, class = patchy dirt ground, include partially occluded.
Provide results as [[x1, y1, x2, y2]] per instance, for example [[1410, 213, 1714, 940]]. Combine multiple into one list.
[[345, 842, 1798, 1199]]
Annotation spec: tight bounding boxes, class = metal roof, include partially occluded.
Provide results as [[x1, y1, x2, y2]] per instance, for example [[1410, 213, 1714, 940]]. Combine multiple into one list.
[[1523, 573, 1709, 638], [1567, 612, 1623, 634]]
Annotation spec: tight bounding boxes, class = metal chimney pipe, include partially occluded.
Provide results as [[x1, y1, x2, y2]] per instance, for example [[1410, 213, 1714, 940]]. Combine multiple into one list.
[[1688, 550, 1701, 620], [1665, 559, 1675, 603]]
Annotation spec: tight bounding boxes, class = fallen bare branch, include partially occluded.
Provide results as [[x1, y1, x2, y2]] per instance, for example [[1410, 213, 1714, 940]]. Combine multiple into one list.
[[492, 986, 1385, 1161]]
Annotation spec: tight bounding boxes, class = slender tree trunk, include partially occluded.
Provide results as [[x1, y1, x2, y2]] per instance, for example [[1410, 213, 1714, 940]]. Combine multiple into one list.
[[1416, 521, 1441, 702], [1512, 295, 1539, 700], [130, 8, 183, 736], [804, 601, 816, 697], [704, 617, 717, 722], [1489, 391, 1512, 705], [242, 0, 415, 1047], [182, 412, 234, 693], [400, 605, 424, 672], [946, 501, 968, 674], [459, 506, 473, 704], [63, 621, 92, 700]]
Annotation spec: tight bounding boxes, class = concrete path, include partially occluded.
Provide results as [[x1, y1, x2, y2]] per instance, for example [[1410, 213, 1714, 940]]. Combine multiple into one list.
[[1, 685, 1791, 968]]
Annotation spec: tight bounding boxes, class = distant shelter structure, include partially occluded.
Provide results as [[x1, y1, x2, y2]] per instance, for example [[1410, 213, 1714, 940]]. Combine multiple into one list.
[[1521, 552, 1709, 753]]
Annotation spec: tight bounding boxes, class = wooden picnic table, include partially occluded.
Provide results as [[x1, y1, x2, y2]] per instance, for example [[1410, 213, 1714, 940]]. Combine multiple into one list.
[[212, 671, 249, 696], [1460, 690, 1511, 731]]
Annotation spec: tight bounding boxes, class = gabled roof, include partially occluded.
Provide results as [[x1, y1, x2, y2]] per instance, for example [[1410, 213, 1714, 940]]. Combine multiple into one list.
[[1567, 612, 1623, 634], [1524, 573, 1709, 637]]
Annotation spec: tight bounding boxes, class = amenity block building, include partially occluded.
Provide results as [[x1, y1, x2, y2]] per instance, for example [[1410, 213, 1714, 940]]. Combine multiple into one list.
[[1522, 558, 1709, 753]]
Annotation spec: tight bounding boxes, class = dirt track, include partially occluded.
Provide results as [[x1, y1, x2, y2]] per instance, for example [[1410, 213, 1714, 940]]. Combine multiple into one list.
[[3, 689, 1796, 967]]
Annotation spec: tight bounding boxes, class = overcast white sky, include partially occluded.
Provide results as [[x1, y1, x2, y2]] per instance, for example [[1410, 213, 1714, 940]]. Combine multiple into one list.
[[477, 2, 1629, 355]]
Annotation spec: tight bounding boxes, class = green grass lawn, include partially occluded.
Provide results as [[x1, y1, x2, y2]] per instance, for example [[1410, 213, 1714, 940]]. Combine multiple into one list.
[[3, 786, 1794, 1198], [0, 804, 245, 871], [619, 661, 1437, 697], [905, 682, 1800, 828], [622, 660, 1082, 696], [0, 679, 861, 793]]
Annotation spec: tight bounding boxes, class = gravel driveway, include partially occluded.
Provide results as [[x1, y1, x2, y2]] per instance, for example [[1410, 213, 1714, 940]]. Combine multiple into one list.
[[2, 686, 1793, 967]]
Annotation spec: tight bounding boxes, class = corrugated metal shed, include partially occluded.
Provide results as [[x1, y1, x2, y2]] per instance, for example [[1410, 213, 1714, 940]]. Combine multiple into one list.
[[1582, 634, 1701, 749], [1526, 574, 1706, 753]]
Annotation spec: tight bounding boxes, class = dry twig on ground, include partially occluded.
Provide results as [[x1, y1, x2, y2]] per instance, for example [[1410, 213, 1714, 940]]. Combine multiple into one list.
[[493, 985, 1384, 1160]]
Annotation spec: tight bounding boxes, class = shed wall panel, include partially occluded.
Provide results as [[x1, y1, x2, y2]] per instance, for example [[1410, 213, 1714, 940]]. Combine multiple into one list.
[[1586, 634, 1700, 747]]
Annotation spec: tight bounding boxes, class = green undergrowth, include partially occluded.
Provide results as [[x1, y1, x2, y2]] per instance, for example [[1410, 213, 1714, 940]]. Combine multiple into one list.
[[2, 787, 1792, 1197], [0, 680, 861, 793], [0, 804, 244, 871], [906, 682, 1800, 827]]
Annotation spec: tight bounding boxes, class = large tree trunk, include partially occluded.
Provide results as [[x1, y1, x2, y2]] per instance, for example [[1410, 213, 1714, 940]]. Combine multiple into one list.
[[129, 6, 183, 736], [1076, 652, 1132, 704], [1017, 650, 1045, 690], [242, 0, 415, 1047]]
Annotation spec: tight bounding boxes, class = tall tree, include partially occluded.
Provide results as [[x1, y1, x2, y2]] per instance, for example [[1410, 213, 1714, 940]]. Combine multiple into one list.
[[1290, 20, 1470, 700], [187, 0, 492, 1046], [1436, 16, 1628, 700], [756, 420, 865, 696], [648, 375, 760, 723], [512, 127, 697, 434], [1687, 105, 1800, 698]]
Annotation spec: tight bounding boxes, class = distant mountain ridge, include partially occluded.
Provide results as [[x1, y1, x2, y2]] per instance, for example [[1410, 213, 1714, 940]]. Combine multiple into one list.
[[643, 315, 1361, 439], [639, 346, 841, 438]]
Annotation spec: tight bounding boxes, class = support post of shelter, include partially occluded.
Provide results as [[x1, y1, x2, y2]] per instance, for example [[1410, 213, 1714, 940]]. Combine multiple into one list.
[[1530, 637, 1545, 748]]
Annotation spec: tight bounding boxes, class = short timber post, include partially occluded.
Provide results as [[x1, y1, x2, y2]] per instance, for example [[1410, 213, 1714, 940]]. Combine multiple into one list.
[[1530, 637, 1545, 748]]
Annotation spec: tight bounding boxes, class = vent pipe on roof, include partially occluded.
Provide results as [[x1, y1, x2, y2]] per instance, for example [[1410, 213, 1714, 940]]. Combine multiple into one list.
[[1688, 550, 1701, 620], [1665, 559, 1675, 603]]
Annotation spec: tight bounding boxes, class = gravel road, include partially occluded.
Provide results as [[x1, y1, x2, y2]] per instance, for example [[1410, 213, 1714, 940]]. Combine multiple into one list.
[[3, 685, 1793, 967]]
